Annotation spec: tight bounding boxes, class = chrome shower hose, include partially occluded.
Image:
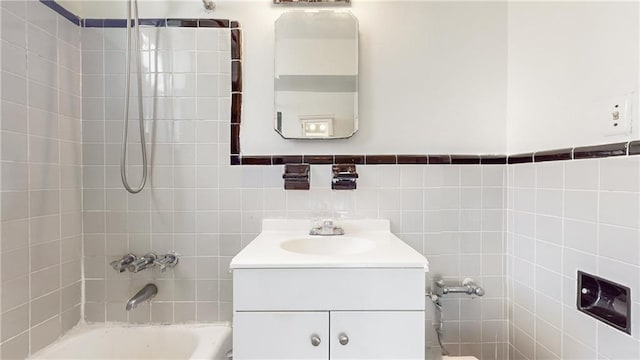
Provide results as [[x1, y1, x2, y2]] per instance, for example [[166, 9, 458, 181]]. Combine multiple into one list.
[[120, 0, 147, 194]]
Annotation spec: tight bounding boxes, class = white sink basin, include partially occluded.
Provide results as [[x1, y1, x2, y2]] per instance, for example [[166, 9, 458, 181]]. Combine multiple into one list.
[[280, 236, 376, 256], [230, 219, 429, 270]]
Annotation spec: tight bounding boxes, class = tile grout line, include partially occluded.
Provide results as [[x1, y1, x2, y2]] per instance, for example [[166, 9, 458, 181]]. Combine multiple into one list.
[[56, 12, 63, 341], [25, 5, 33, 354]]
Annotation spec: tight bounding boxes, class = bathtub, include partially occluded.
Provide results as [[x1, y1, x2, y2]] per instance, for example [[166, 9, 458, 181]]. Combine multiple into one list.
[[29, 323, 232, 360]]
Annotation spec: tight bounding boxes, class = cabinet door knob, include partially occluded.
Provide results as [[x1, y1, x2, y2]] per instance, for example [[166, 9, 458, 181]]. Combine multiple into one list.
[[339, 333, 349, 345], [311, 334, 321, 347]]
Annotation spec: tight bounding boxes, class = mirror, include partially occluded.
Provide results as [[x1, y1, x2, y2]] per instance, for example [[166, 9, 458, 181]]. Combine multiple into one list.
[[274, 11, 359, 139]]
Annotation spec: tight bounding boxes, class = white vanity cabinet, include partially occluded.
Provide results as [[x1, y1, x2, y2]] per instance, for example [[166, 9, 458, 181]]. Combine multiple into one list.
[[329, 311, 425, 360], [232, 268, 426, 360], [234, 312, 330, 360], [234, 310, 424, 360], [230, 220, 429, 360]]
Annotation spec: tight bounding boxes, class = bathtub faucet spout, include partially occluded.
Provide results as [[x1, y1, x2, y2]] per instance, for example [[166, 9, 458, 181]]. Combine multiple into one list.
[[126, 283, 158, 311]]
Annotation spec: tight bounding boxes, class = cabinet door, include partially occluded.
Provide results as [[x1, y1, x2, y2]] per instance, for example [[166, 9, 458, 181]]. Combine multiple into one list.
[[233, 311, 329, 360], [329, 311, 424, 360]]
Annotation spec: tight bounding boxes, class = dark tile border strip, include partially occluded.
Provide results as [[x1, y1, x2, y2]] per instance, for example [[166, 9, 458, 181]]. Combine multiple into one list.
[[334, 155, 365, 164], [39, 1, 232, 29], [231, 94, 242, 125], [231, 29, 242, 60], [231, 61, 243, 92], [481, 155, 508, 165], [451, 155, 481, 165], [230, 142, 640, 166], [241, 156, 272, 166], [507, 153, 534, 164], [230, 154, 517, 166], [629, 141, 640, 155], [573, 142, 627, 160], [139, 19, 167, 27], [40, 0, 81, 26], [396, 155, 427, 164], [534, 149, 572, 163], [83, 18, 224, 28], [272, 156, 303, 165], [428, 155, 451, 164], [200, 19, 230, 28], [102, 19, 130, 28], [167, 19, 198, 28], [365, 155, 397, 165], [230, 124, 241, 156], [83, 18, 230, 28], [304, 155, 334, 164], [82, 19, 105, 28]]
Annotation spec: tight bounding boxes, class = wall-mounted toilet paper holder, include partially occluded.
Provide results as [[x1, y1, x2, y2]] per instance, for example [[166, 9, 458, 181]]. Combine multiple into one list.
[[577, 271, 631, 334]]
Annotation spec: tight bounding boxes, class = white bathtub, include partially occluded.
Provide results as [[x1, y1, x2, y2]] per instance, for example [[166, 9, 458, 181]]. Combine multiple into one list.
[[29, 323, 232, 360]]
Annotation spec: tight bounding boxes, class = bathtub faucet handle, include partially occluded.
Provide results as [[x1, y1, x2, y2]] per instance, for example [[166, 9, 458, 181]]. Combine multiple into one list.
[[154, 253, 179, 272], [110, 253, 137, 273], [127, 253, 157, 273]]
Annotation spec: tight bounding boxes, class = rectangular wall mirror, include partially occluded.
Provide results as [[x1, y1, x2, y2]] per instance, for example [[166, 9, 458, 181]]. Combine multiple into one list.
[[274, 11, 359, 139]]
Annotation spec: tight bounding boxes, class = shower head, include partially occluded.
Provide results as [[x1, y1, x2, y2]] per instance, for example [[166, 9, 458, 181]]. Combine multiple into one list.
[[202, 0, 216, 11]]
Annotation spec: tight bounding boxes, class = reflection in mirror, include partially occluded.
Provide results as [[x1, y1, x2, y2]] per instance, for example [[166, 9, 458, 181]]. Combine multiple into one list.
[[274, 11, 359, 139]]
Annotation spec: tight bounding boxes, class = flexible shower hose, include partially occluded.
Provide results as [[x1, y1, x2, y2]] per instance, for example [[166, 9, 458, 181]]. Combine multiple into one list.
[[121, 0, 147, 194]]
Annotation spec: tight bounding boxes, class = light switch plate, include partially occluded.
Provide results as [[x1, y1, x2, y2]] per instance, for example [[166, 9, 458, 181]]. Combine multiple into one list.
[[603, 93, 633, 136]]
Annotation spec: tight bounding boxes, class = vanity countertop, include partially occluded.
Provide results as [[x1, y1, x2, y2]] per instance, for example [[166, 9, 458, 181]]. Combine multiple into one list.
[[230, 219, 429, 271]]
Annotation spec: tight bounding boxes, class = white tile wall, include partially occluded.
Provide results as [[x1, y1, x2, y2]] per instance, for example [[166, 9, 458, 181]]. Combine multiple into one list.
[[82, 24, 233, 324], [507, 157, 640, 360], [0, 1, 83, 358], [422, 165, 508, 359]]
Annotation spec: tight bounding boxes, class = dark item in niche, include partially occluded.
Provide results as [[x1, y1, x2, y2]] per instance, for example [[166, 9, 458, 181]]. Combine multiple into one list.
[[577, 270, 631, 334]]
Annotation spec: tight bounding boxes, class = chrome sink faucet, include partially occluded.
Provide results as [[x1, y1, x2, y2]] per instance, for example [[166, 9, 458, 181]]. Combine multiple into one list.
[[310, 219, 344, 236], [126, 283, 158, 311]]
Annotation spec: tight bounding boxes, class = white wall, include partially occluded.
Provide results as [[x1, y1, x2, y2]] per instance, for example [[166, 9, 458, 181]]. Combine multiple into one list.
[[57, 1, 640, 155], [61, 0, 509, 155], [507, 1, 640, 154], [238, 1, 507, 155]]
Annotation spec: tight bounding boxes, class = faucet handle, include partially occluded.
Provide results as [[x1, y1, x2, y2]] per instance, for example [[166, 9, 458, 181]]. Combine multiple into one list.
[[154, 253, 179, 272], [310, 218, 344, 236], [110, 254, 137, 273], [127, 253, 157, 273]]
